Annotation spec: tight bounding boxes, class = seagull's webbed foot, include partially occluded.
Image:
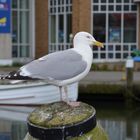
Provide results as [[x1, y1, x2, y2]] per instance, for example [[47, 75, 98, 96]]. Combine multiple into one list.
[[59, 86, 80, 107], [66, 101, 80, 107]]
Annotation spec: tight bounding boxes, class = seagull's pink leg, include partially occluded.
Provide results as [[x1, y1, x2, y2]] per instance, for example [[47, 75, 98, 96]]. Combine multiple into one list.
[[64, 86, 80, 107], [64, 86, 69, 103], [59, 86, 63, 101]]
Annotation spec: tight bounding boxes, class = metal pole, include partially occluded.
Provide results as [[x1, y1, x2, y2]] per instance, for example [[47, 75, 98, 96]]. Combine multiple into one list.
[[125, 56, 134, 106], [126, 56, 134, 89]]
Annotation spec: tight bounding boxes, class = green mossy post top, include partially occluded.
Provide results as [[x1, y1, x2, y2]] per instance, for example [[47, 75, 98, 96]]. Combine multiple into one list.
[[25, 102, 109, 140], [28, 102, 95, 128]]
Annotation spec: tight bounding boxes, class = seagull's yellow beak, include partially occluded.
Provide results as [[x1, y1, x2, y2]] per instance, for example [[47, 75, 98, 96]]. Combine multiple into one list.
[[93, 40, 104, 48]]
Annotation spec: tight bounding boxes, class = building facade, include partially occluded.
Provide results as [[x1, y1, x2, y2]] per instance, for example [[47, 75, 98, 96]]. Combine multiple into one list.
[[0, 0, 140, 65]]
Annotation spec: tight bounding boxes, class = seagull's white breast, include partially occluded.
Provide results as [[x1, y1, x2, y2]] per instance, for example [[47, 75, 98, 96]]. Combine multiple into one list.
[[57, 45, 93, 86]]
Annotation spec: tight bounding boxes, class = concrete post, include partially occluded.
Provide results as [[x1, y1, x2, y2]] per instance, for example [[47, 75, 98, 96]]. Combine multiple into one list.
[[24, 102, 108, 140]]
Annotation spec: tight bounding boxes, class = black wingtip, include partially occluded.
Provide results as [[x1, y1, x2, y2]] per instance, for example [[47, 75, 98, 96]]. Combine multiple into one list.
[[0, 71, 36, 80], [0, 75, 6, 80]]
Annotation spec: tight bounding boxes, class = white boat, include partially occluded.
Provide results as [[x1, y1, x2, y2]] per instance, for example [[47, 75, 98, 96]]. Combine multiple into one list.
[[0, 106, 33, 121], [0, 82, 78, 105]]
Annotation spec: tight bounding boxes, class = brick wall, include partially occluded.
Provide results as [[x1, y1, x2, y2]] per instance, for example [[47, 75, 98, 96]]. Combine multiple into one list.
[[138, 4, 140, 51], [35, 0, 48, 58], [72, 0, 91, 35], [35, 0, 91, 57]]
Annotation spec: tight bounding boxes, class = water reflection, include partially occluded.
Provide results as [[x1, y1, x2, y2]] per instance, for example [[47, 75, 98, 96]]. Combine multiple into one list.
[[99, 119, 138, 140], [0, 119, 27, 140], [0, 103, 140, 140], [93, 102, 140, 140]]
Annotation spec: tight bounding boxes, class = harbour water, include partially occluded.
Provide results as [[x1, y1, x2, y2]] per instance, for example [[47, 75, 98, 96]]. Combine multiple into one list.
[[0, 102, 140, 140]]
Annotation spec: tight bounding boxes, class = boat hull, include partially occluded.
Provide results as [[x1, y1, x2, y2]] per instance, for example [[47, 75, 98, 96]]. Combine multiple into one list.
[[0, 82, 78, 105]]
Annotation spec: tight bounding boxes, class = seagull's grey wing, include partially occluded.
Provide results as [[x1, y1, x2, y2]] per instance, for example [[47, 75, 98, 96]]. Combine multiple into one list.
[[20, 49, 87, 80]]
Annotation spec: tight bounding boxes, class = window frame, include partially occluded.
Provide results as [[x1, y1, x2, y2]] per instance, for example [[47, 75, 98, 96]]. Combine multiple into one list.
[[92, 0, 138, 62], [11, 0, 35, 60], [48, 0, 72, 53]]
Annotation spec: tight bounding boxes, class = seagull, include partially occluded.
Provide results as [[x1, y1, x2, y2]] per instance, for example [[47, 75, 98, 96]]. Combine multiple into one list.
[[0, 32, 103, 106]]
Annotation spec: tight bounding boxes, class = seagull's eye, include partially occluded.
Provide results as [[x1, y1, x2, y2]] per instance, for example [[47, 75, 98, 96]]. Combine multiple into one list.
[[86, 36, 91, 39]]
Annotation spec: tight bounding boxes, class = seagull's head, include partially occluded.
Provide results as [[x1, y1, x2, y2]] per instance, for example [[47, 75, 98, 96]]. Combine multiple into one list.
[[74, 32, 104, 48]]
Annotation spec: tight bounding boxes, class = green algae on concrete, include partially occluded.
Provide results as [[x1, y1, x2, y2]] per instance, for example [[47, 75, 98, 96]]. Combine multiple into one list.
[[28, 102, 94, 128], [70, 123, 109, 140]]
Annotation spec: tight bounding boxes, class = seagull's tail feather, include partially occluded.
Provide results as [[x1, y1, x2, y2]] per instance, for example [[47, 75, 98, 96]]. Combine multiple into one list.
[[0, 71, 37, 80]]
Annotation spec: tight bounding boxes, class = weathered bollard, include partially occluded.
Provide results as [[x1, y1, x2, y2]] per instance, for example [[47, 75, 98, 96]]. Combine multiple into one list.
[[125, 56, 134, 105], [24, 102, 108, 140]]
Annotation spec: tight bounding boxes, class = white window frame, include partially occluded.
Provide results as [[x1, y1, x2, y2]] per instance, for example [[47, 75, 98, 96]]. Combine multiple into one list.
[[11, 0, 35, 62], [48, 0, 72, 53], [92, 0, 138, 62]]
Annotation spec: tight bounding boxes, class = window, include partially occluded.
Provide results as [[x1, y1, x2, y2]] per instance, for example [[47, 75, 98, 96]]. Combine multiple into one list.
[[92, 0, 138, 61], [50, 15, 56, 43], [109, 14, 121, 43], [49, 0, 72, 53], [93, 14, 106, 42], [124, 14, 136, 43], [12, 0, 34, 58]]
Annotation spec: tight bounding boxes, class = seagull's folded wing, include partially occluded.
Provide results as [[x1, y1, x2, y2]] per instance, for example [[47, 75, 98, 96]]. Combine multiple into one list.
[[20, 49, 87, 81]]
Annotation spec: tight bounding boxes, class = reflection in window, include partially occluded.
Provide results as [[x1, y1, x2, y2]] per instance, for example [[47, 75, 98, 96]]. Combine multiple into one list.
[[124, 0, 129, 3], [20, 11, 29, 44], [101, 0, 106, 3], [101, 53, 106, 58], [108, 53, 113, 58], [12, 0, 17, 8], [124, 14, 136, 43], [12, 46, 18, 57], [93, 0, 98, 3], [93, 14, 106, 42], [67, 14, 72, 43], [131, 45, 136, 51], [123, 45, 129, 51], [108, 45, 113, 51], [12, 11, 18, 43], [59, 15, 64, 43], [116, 53, 121, 58], [109, 0, 113, 2], [20, 46, 29, 57], [50, 15, 56, 43], [109, 14, 121, 43], [116, 5, 121, 11], [93, 5, 98, 11], [116, 45, 121, 51], [131, 5, 137, 11], [20, 0, 29, 9], [124, 5, 129, 11], [116, 0, 121, 3], [123, 53, 129, 58], [109, 5, 114, 11], [101, 5, 106, 11], [93, 53, 98, 59]]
